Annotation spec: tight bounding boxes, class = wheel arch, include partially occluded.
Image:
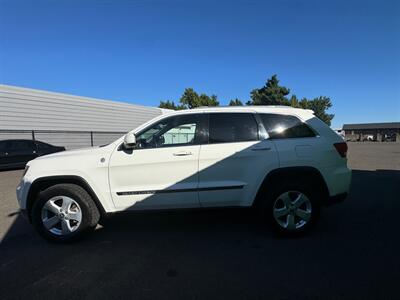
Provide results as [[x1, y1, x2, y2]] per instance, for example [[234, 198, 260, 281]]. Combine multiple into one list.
[[253, 166, 330, 207], [26, 175, 106, 222]]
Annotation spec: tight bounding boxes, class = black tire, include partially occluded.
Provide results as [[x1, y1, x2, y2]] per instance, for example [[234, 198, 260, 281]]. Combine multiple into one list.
[[31, 183, 100, 243], [258, 180, 321, 237]]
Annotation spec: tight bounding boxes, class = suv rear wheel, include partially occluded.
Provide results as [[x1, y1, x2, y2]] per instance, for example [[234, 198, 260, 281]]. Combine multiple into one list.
[[261, 181, 320, 236], [31, 184, 100, 242]]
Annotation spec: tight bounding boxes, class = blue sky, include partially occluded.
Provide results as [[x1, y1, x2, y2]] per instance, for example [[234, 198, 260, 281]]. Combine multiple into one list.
[[1, 0, 399, 128]]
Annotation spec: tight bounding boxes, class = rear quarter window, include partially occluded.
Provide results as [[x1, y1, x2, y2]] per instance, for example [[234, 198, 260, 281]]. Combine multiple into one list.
[[259, 114, 316, 139]]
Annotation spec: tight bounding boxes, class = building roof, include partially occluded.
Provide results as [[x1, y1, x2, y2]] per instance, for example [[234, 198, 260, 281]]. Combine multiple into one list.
[[343, 122, 400, 130]]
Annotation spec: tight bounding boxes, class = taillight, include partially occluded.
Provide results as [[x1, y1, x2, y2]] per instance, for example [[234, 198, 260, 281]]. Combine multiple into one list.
[[334, 142, 348, 158]]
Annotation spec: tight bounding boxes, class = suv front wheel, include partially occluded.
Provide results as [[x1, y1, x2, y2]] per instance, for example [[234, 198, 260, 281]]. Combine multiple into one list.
[[31, 184, 100, 243]]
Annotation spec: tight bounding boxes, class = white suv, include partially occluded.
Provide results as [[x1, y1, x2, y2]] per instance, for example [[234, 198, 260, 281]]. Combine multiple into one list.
[[16, 106, 351, 242]]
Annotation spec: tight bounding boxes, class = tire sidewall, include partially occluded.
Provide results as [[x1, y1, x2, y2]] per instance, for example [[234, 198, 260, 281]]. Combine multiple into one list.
[[31, 185, 94, 242]]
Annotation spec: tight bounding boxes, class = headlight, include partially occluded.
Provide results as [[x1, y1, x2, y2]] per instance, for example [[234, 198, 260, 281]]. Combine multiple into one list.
[[22, 165, 30, 178]]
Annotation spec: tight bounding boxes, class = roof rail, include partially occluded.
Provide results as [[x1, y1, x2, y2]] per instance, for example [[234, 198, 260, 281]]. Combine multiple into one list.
[[189, 105, 315, 114], [192, 105, 290, 109]]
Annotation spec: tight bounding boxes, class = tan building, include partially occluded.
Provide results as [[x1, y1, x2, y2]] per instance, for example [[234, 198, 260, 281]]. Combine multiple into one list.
[[343, 122, 400, 142]]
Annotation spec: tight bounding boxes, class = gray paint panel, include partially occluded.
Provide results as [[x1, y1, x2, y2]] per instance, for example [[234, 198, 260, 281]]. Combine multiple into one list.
[[34, 132, 93, 149], [0, 130, 125, 150], [0, 85, 167, 132], [0, 131, 33, 141], [93, 132, 124, 146]]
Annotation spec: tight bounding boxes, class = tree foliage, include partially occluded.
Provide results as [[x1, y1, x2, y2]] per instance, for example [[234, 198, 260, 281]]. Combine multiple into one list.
[[248, 75, 334, 125], [228, 98, 243, 106], [250, 74, 290, 106], [159, 88, 219, 110], [180, 88, 219, 108], [159, 100, 185, 110], [300, 96, 334, 125], [158, 75, 334, 125]]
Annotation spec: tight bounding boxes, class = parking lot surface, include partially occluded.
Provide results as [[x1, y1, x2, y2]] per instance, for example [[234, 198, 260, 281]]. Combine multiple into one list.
[[0, 142, 399, 299]]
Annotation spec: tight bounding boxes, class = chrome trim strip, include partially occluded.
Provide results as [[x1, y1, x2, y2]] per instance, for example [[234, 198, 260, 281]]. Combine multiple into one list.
[[116, 185, 244, 196]]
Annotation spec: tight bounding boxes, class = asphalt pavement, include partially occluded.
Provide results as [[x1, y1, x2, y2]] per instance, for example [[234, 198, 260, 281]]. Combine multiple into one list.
[[0, 142, 399, 300]]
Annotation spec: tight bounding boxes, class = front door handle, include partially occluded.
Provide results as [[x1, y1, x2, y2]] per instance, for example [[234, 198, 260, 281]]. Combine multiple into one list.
[[251, 146, 271, 151], [173, 151, 192, 156]]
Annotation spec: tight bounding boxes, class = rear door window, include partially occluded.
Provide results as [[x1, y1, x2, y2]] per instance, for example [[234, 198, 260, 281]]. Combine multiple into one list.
[[208, 113, 259, 144]]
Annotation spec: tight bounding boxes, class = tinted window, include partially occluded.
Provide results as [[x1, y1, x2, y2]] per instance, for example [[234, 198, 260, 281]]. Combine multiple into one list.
[[260, 114, 316, 139], [36, 141, 52, 150], [8, 140, 36, 153], [209, 113, 258, 144], [136, 114, 205, 148], [0, 141, 8, 151]]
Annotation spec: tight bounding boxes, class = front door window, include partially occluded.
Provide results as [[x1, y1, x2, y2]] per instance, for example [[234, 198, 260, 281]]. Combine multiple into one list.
[[135, 114, 206, 149]]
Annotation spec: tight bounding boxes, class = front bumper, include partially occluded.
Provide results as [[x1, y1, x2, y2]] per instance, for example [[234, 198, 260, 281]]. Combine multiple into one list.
[[16, 176, 32, 210]]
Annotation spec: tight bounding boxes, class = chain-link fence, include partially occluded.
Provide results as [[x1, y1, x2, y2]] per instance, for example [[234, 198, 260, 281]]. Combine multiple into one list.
[[0, 130, 126, 150]]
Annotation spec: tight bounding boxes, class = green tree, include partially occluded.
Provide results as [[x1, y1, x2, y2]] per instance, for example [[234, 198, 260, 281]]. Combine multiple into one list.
[[179, 88, 199, 109], [296, 96, 334, 126], [249, 75, 334, 125], [158, 100, 185, 110], [249, 74, 290, 106], [229, 98, 243, 106], [289, 95, 299, 107], [158, 76, 334, 125], [197, 93, 219, 107], [160, 88, 219, 110]]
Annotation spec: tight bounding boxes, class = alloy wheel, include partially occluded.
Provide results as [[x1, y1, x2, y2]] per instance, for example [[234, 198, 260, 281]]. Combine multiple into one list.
[[273, 191, 312, 230], [41, 196, 82, 236]]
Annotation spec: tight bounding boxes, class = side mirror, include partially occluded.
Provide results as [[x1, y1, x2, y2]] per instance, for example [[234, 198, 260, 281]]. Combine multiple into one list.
[[123, 132, 136, 149]]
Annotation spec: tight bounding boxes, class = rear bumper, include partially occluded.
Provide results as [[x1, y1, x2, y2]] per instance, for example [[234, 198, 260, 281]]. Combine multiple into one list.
[[320, 165, 352, 198], [324, 192, 348, 206]]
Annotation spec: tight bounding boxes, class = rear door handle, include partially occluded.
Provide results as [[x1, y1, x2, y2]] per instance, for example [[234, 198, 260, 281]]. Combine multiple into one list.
[[251, 146, 271, 151], [173, 151, 192, 156]]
